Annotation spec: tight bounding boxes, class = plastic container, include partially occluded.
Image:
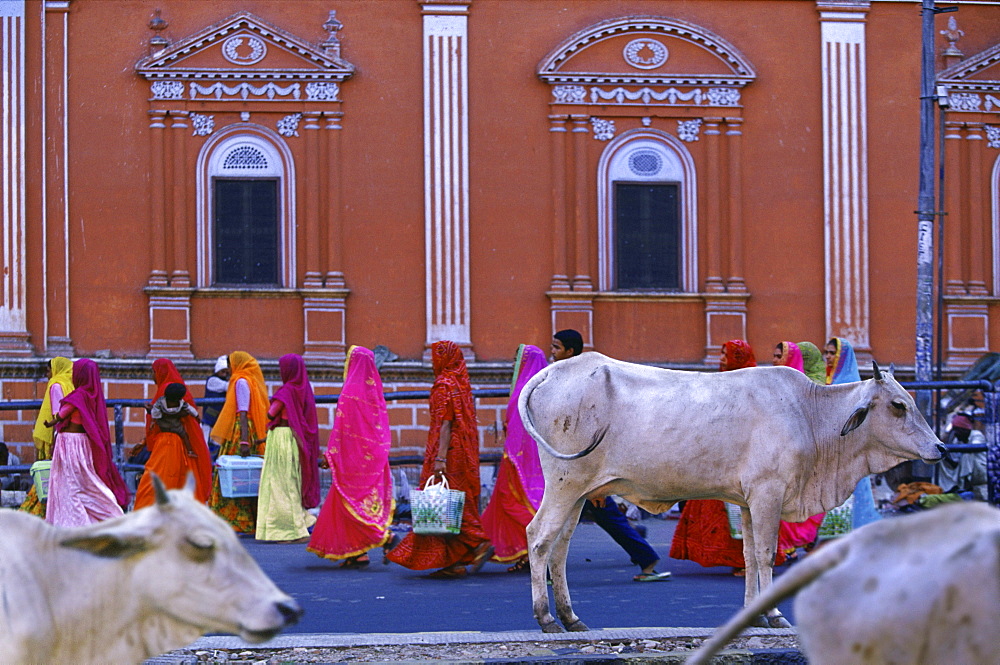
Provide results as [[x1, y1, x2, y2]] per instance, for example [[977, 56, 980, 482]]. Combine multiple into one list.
[[30, 461, 52, 501], [216, 455, 264, 498]]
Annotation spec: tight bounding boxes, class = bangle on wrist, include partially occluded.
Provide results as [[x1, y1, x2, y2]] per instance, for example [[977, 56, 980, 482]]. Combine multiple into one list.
[[435, 457, 446, 462]]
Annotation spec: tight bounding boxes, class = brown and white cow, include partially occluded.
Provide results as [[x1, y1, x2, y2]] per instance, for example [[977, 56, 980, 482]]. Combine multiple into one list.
[[688, 501, 1000, 665], [0, 475, 301, 665], [518, 353, 944, 633]]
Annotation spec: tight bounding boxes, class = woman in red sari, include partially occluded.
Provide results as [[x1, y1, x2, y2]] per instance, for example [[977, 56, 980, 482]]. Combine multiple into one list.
[[133, 358, 213, 510], [481, 344, 547, 572], [386, 340, 492, 578], [669, 340, 787, 574], [308, 345, 394, 565]]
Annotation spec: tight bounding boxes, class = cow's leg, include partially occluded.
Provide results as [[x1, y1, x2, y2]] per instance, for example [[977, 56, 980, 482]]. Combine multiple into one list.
[[746, 502, 792, 629], [739, 507, 768, 628], [527, 495, 585, 633], [549, 501, 588, 631]]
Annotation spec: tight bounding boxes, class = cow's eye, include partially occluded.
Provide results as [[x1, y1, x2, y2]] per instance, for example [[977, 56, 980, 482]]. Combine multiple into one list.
[[185, 533, 216, 560], [890, 400, 907, 413]]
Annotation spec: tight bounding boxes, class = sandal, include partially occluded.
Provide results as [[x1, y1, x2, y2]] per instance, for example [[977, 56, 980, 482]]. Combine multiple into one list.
[[507, 558, 530, 573], [382, 533, 401, 565], [339, 555, 370, 568], [469, 543, 494, 574], [633, 571, 671, 582], [428, 566, 467, 579]]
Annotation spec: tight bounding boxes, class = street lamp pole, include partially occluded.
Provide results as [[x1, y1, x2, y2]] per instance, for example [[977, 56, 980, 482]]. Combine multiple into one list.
[[915, 0, 956, 423]]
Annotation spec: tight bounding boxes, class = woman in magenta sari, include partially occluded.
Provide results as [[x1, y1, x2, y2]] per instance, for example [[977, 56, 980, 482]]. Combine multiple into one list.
[[256, 353, 321, 542], [772, 340, 825, 557], [45, 359, 128, 526], [308, 346, 394, 565], [481, 344, 548, 572]]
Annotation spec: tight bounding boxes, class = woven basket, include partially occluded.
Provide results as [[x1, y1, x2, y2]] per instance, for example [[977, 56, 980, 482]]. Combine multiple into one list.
[[411, 475, 465, 535], [724, 503, 745, 540], [816, 496, 854, 540]]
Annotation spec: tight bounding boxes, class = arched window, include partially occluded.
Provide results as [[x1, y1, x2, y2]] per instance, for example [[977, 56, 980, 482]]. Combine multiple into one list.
[[598, 130, 697, 292], [196, 125, 296, 287]]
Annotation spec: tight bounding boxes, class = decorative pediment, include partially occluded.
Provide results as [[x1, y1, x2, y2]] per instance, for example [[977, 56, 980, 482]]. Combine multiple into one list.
[[136, 11, 354, 103], [937, 39, 1000, 120], [538, 16, 755, 108]]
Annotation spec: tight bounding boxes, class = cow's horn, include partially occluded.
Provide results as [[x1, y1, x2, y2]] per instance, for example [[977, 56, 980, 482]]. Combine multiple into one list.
[[872, 361, 883, 381], [152, 472, 172, 508]]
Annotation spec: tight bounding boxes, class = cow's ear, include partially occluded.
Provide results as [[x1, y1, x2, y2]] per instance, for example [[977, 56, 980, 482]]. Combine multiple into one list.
[[182, 471, 197, 496], [888, 363, 896, 377], [841, 403, 871, 436], [61, 531, 152, 559]]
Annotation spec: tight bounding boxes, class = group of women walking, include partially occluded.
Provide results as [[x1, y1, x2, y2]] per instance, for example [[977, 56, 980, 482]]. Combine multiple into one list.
[[669, 336, 879, 575], [23, 333, 879, 580]]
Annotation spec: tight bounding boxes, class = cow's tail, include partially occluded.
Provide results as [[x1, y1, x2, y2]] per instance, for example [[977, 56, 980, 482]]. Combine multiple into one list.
[[685, 537, 851, 665], [518, 370, 609, 461]]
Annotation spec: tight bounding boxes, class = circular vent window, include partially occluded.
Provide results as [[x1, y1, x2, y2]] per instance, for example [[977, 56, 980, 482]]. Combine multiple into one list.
[[628, 150, 662, 176]]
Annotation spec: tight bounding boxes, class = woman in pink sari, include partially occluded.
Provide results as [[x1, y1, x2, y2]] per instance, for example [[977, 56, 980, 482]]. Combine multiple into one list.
[[45, 359, 128, 526], [308, 346, 394, 566], [481, 344, 548, 572], [773, 340, 825, 557]]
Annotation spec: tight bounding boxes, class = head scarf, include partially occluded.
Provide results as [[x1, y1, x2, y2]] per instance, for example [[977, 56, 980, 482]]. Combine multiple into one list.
[[210, 351, 269, 444], [33, 357, 75, 458], [425, 341, 478, 480], [214, 355, 229, 374], [59, 359, 129, 508], [798, 342, 827, 384], [720, 340, 757, 372], [270, 354, 320, 509], [504, 344, 548, 510], [327, 346, 393, 527], [826, 337, 861, 384], [775, 341, 804, 372], [147, 358, 197, 434]]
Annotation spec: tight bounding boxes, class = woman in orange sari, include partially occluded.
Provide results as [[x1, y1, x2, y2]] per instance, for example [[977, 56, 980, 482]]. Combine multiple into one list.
[[670, 340, 787, 574], [209, 351, 269, 534], [481, 344, 548, 572], [386, 341, 492, 578], [308, 346, 394, 565], [133, 358, 213, 510]]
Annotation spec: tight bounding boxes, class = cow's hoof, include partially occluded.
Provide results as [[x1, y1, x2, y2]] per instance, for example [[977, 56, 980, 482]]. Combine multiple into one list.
[[768, 615, 792, 629], [750, 614, 770, 628], [540, 621, 565, 633], [565, 620, 590, 632]]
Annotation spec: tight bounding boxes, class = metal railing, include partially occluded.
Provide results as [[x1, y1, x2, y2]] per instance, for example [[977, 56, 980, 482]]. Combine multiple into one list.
[[2, 381, 998, 505]]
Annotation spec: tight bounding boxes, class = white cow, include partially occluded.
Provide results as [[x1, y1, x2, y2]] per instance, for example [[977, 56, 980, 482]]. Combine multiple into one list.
[[518, 353, 944, 633], [0, 475, 301, 665], [688, 502, 1000, 664]]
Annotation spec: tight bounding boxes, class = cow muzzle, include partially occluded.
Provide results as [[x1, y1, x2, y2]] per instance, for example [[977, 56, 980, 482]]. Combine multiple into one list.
[[239, 598, 303, 643], [922, 443, 947, 463]]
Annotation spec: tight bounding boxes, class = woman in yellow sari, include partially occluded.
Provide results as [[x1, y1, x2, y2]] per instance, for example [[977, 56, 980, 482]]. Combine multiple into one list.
[[209, 351, 269, 534], [21, 357, 75, 518]]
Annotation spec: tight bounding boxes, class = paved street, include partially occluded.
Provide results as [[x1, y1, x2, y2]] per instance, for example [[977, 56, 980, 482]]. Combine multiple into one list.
[[242, 516, 796, 636]]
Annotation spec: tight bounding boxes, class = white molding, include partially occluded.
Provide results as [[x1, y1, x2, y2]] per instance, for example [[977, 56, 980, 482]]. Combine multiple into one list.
[[195, 124, 296, 288], [596, 129, 698, 292], [821, 12, 871, 348], [992, 153, 1000, 295], [423, 11, 471, 346], [1, 7, 27, 333]]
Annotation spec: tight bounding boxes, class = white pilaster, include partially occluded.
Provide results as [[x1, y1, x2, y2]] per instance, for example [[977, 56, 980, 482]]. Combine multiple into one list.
[[422, 2, 473, 357], [819, 2, 871, 354], [0, 0, 31, 354]]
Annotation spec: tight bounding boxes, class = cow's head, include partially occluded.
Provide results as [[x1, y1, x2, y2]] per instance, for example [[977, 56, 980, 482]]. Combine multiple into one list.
[[839, 361, 945, 465], [60, 474, 301, 643]]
